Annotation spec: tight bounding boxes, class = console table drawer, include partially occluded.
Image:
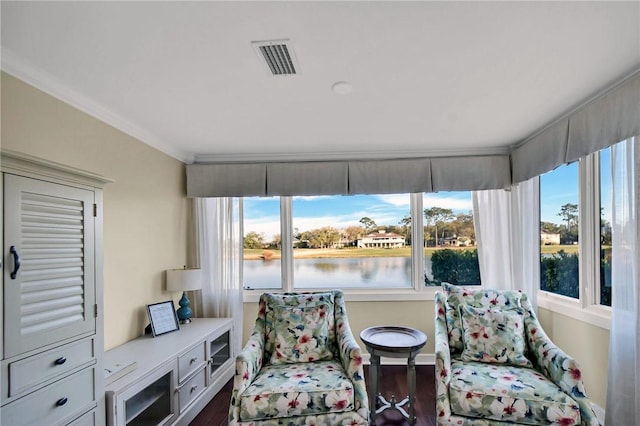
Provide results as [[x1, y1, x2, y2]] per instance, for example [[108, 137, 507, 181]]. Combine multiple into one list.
[[8, 338, 95, 397], [178, 368, 206, 413], [1, 367, 96, 426], [178, 342, 205, 382]]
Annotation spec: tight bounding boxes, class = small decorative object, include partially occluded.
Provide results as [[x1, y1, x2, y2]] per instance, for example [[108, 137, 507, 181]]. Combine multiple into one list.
[[166, 267, 202, 324], [146, 300, 180, 337]]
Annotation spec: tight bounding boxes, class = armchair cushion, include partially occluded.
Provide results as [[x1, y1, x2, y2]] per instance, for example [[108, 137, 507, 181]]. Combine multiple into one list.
[[449, 361, 580, 425], [459, 305, 532, 367], [443, 282, 523, 353], [238, 360, 354, 422], [270, 303, 334, 364], [264, 292, 336, 359]]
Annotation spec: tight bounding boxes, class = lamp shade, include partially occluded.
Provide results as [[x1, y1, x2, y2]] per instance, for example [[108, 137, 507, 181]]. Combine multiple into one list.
[[166, 268, 202, 292]]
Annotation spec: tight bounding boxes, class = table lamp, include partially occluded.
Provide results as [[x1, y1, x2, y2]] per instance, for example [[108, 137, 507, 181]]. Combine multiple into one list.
[[166, 268, 202, 324]]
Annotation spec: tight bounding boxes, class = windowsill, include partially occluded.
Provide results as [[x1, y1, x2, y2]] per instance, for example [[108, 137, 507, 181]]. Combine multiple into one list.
[[243, 286, 440, 303], [537, 291, 611, 330]]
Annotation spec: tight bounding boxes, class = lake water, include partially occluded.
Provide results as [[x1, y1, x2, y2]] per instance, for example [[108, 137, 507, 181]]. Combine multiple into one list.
[[243, 256, 433, 289]]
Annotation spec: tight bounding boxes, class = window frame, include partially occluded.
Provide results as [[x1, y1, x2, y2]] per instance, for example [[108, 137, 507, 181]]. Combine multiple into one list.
[[242, 193, 445, 302], [537, 151, 611, 330]]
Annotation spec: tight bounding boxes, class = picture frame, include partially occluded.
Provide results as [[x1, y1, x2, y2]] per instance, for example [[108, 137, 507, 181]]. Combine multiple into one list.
[[146, 300, 180, 337]]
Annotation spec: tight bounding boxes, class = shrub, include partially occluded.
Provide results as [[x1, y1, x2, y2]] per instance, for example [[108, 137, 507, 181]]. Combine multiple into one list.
[[426, 249, 480, 286]]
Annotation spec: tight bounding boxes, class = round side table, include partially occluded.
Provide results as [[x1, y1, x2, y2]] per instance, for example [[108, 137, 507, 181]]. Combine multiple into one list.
[[360, 325, 427, 426]]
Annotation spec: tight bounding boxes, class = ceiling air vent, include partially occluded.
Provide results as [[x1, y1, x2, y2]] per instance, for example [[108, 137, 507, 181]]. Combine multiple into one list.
[[252, 39, 299, 76]]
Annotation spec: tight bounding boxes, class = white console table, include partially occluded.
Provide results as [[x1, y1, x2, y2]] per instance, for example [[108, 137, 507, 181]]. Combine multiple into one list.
[[104, 318, 233, 426]]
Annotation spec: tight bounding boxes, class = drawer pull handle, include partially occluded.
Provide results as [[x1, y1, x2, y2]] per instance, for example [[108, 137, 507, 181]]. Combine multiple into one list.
[[54, 357, 67, 365], [56, 397, 68, 407], [190, 357, 198, 364], [190, 385, 198, 393]]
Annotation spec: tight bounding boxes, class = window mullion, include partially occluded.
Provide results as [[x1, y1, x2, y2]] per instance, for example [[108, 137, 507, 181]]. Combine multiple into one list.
[[579, 155, 599, 307], [411, 193, 424, 291], [280, 196, 294, 292]]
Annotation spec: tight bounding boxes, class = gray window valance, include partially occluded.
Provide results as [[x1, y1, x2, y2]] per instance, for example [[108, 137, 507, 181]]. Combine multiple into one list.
[[187, 155, 512, 197]]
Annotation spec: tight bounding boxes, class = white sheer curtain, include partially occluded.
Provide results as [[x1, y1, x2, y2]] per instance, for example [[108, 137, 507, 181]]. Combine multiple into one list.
[[605, 136, 639, 424], [472, 178, 539, 309], [189, 197, 243, 354]]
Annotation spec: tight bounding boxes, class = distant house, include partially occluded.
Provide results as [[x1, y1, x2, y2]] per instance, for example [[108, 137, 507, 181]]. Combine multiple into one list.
[[442, 236, 474, 247], [357, 230, 405, 248], [541, 231, 561, 245]]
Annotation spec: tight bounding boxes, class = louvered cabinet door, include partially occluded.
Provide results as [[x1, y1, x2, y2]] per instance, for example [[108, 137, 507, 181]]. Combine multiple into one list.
[[3, 174, 96, 358]]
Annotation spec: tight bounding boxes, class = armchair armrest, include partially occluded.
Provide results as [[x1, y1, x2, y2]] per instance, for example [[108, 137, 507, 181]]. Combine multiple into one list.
[[334, 293, 369, 421], [434, 292, 453, 423], [229, 318, 266, 425], [524, 310, 600, 426]]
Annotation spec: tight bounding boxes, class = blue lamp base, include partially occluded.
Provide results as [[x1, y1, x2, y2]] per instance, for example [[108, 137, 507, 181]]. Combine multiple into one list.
[[176, 291, 193, 324]]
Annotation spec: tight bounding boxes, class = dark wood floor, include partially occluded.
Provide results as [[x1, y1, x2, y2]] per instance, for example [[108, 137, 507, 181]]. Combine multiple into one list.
[[190, 365, 436, 426]]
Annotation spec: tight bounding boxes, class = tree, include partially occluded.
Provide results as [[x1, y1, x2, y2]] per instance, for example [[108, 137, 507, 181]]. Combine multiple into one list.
[[558, 203, 578, 231], [244, 231, 264, 249], [343, 226, 366, 244], [424, 207, 454, 246], [301, 227, 340, 249], [270, 233, 282, 249], [399, 214, 412, 245], [359, 217, 377, 232], [558, 203, 578, 244]]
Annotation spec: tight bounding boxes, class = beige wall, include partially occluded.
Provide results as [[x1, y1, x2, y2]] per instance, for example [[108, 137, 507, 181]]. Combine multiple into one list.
[[537, 307, 609, 408], [1, 72, 188, 349]]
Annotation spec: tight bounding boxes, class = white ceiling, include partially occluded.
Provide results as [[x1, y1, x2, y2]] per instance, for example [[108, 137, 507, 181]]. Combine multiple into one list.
[[2, 1, 639, 164]]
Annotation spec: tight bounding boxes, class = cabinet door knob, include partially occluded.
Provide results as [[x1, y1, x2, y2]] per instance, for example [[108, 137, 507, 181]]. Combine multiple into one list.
[[190, 385, 198, 393], [190, 357, 198, 364], [9, 246, 20, 280], [56, 397, 68, 407], [54, 357, 67, 365]]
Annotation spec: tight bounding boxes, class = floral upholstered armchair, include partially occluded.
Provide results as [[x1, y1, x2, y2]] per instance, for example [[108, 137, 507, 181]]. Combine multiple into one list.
[[229, 290, 369, 425], [435, 283, 600, 426]]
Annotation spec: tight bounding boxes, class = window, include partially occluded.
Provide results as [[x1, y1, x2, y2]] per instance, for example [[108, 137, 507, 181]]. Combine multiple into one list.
[[291, 194, 412, 289], [538, 144, 619, 312], [242, 197, 282, 290], [539, 162, 580, 299], [242, 191, 477, 292], [423, 192, 480, 286]]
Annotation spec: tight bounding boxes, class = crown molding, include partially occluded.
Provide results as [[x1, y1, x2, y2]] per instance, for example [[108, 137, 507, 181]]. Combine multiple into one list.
[[1, 48, 194, 164]]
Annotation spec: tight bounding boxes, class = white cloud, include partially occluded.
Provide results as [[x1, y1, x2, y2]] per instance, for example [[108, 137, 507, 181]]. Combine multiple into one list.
[[423, 194, 472, 212], [375, 194, 411, 207]]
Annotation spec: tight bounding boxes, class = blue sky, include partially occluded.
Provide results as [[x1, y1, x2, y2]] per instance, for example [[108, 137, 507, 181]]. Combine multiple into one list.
[[540, 148, 612, 225], [245, 150, 613, 242]]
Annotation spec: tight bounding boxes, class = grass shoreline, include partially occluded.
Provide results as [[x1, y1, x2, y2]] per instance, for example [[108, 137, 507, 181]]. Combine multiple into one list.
[[243, 245, 581, 260]]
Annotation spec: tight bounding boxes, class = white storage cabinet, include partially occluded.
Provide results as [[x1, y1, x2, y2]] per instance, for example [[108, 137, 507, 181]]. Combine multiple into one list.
[[105, 318, 233, 426], [1, 150, 110, 425]]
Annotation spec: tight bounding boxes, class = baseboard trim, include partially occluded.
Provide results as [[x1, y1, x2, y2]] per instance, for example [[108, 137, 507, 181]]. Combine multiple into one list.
[[361, 352, 435, 365]]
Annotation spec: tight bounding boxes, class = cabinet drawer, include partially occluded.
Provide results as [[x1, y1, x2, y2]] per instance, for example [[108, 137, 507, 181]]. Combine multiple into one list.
[[1, 367, 96, 426], [66, 408, 95, 426], [8, 338, 95, 397], [178, 368, 206, 413], [178, 343, 205, 382]]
